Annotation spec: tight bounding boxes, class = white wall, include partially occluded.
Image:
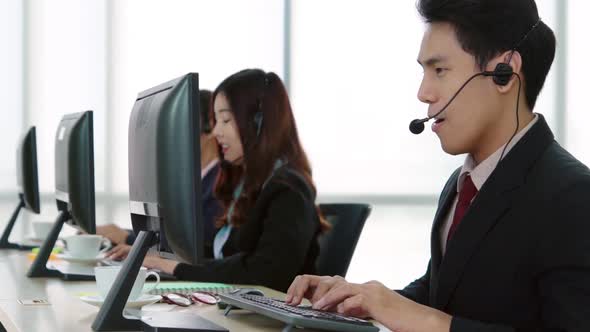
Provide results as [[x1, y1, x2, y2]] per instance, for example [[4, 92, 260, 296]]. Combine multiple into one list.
[[25, 0, 107, 199]]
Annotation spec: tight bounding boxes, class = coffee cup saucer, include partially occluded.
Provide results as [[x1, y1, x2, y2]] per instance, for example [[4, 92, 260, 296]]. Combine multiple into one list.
[[57, 252, 106, 265], [79, 294, 161, 308]]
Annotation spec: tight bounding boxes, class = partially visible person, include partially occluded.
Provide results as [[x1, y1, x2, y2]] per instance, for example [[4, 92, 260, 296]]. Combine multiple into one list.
[[142, 69, 329, 292], [101, 89, 222, 259]]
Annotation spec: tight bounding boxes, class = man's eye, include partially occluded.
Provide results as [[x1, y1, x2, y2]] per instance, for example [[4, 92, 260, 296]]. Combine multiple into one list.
[[435, 68, 447, 75]]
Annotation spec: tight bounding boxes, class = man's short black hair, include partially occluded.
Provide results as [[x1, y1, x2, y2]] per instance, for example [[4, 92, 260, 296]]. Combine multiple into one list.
[[417, 0, 556, 109]]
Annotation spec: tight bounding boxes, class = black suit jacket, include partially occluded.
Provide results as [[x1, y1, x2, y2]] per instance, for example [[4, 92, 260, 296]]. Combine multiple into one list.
[[201, 163, 222, 248], [174, 167, 321, 292], [399, 115, 590, 331]]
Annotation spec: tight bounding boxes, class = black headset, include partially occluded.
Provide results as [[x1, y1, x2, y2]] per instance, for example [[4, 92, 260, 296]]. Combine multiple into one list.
[[253, 74, 270, 138], [409, 19, 541, 135], [408, 62, 514, 135], [409, 19, 541, 169]]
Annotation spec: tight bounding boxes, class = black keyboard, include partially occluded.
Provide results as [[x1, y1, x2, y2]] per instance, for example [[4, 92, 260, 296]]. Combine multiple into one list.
[[218, 293, 379, 332]]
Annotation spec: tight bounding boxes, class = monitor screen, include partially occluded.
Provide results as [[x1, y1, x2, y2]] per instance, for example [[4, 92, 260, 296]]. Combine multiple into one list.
[[16, 126, 40, 214], [128, 73, 203, 265], [54, 111, 96, 234]]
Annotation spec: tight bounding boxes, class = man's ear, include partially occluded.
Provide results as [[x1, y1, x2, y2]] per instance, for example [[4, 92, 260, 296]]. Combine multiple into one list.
[[491, 50, 523, 94]]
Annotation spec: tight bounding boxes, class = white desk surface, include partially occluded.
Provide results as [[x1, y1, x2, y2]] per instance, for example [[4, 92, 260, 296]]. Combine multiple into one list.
[[0, 250, 388, 331]]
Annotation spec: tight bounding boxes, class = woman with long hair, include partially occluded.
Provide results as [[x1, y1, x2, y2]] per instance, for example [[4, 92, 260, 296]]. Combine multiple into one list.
[[144, 69, 328, 292]]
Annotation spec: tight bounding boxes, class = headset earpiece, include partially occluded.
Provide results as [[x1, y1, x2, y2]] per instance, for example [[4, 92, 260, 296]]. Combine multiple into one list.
[[254, 111, 263, 137], [253, 73, 270, 138], [492, 62, 514, 86]]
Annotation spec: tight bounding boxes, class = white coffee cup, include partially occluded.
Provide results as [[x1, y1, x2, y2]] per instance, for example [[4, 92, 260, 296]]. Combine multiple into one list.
[[31, 221, 53, 240], [63, 235, 111, 259], [94, 266, 160, 300]]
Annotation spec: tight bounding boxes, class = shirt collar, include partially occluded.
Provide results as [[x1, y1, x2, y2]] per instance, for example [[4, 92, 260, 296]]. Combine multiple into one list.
[[201, 159, 219, 179]]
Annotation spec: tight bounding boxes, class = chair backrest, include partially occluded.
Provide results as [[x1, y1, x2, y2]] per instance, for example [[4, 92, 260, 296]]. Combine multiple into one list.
[[316, 203, 372, 277]]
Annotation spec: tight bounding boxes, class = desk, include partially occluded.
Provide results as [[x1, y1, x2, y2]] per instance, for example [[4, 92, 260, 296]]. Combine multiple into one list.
[[0, 250, 388, 331]]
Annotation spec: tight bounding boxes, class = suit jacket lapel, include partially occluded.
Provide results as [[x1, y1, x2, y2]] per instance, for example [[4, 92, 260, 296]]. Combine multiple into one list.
[[433, 114, 555, 309], [428, 168, 460, 303], [434, 179, 514, 309]]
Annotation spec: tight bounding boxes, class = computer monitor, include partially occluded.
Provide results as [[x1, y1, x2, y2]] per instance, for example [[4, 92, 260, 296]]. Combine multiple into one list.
[[28, 111, 97, 280], [0, 126, 41, 250], [128, 73, 203, 265], [92, 73, 209, 331], [54, 111, 96, 234]]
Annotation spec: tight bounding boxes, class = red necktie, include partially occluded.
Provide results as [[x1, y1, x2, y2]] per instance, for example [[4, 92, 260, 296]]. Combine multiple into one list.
[[447, 175, 478, 245]]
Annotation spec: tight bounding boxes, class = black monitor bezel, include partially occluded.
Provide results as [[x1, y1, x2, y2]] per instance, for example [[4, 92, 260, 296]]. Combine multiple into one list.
[[128, 73, 203, 265], [16, 126, 41, 214], [54, 110, 96, 234]]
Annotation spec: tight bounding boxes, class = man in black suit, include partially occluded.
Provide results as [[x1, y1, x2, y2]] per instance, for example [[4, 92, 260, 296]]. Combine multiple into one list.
[[286, 0, 590, 331]]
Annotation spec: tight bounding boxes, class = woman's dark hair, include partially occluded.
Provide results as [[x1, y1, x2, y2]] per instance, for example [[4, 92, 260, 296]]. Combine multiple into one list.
[[417, 0, 556, 109], [199, 89, 213, 133], [211, 69, 329, 230]]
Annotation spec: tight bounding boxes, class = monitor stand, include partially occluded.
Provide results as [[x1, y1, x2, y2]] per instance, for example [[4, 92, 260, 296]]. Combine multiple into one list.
[[26, 210, 94, 281], [92, 231, 227, 332], [0, 195, 36, 251]]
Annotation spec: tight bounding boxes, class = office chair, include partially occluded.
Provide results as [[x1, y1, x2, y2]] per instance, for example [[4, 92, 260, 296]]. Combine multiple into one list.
[[316, 203, 372, 277]]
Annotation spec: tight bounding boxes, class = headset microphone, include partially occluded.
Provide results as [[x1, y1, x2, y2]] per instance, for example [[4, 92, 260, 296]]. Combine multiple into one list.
[[409, 118, 429, 135], [409, 62, 514, 135], [410, 19, 539, 175]]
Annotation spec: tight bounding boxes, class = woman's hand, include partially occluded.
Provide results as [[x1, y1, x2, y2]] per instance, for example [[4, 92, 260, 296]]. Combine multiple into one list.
[[104, 243, 131, 261], [96, 224, 129, 245], [142, 255, 180, 275]]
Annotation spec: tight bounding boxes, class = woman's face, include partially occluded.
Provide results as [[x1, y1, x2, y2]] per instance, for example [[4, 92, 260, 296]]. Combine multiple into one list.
[[212, 93, 244, 164]]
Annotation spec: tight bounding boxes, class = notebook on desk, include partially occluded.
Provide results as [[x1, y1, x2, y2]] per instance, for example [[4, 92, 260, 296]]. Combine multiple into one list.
[[145, 282, 235, 295]]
